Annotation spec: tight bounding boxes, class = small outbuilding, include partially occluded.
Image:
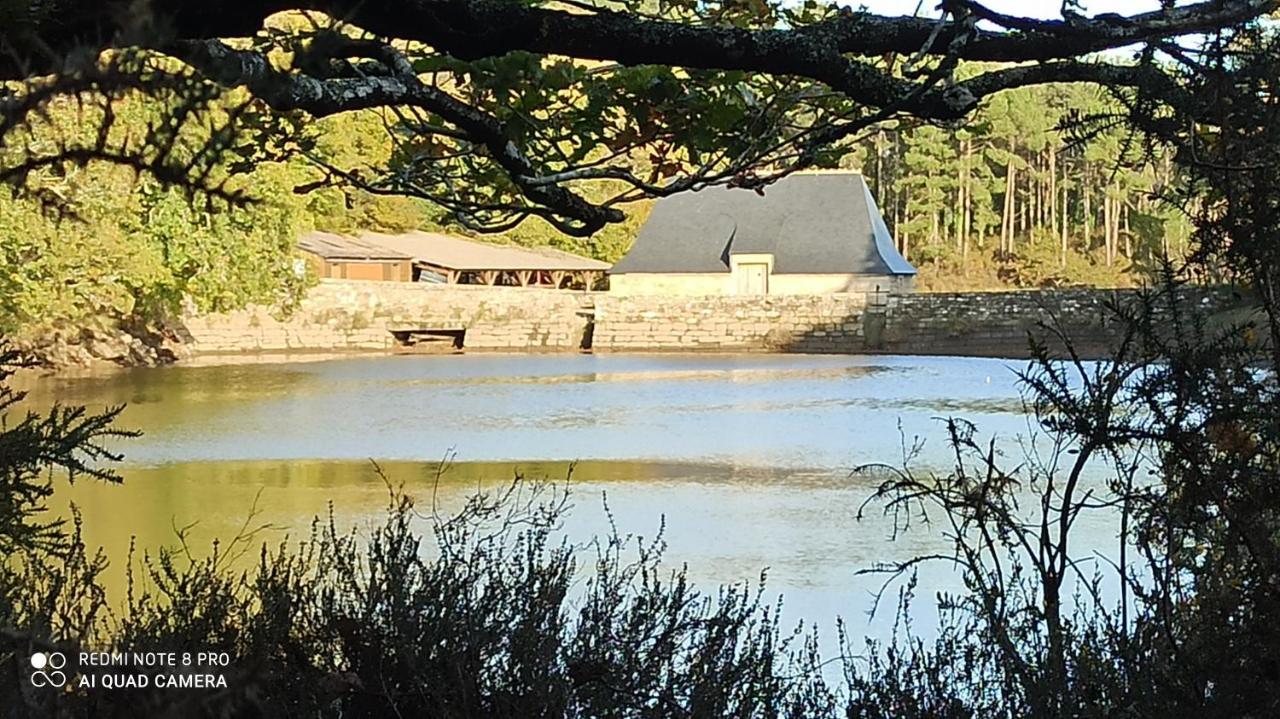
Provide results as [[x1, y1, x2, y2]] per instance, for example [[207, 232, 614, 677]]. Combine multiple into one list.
[[299, 231, 414, 282], [361, 231, 609, 289], [609, 172, 915, 296]]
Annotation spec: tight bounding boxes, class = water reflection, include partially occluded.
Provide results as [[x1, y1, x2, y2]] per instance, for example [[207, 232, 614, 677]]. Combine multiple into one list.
[[18, 354, 1033, 468], [20, 353, 1120, 641], [54, 457, 1122, 643], [55, 459, 982, 636]]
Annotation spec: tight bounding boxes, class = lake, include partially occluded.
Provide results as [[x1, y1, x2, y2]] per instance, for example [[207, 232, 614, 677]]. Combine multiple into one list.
[[22, 353, 1122, 639]]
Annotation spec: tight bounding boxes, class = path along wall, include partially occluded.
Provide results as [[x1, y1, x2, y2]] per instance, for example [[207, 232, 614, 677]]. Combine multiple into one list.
[[183, 281, 1226, 359]]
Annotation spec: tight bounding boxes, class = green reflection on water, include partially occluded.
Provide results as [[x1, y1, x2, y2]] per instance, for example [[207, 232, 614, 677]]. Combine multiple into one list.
[[54, 459, 860, 600]]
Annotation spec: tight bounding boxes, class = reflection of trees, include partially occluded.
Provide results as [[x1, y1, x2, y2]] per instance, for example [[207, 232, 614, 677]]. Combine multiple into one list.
[[18, 364, 314, 434]]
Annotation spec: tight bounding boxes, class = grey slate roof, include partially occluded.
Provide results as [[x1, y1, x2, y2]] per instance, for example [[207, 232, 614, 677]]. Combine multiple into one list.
[[610, 172, 916, 276]]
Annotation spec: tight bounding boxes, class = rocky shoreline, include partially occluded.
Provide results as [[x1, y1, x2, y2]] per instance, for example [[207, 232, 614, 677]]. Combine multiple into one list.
[[10, 317, 193, 370]]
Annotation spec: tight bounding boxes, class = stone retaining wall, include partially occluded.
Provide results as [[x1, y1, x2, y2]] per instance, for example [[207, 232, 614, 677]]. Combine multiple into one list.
[[875, 289, 1135, 358], [183, 281, 594, 354], [590, 289, 1173, 356], [590, 294, 872, 351], [183, 280, 1225, 359]]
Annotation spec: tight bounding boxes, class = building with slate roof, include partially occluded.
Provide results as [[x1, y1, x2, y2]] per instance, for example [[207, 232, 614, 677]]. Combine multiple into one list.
[[609, 172, 915, 296]]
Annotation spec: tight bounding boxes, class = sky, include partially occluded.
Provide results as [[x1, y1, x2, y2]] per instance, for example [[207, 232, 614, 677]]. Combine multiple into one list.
[[853, 0, 1184, 19]]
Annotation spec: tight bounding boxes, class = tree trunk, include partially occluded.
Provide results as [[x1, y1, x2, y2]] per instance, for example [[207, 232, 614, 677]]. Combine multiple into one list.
[[1060, 179, 1068, 267], [1002, 161, 1016, 254], [1122, 199, 1132, 258], [1031, 153, 1040, 232], [961, 140, 971, 261], [1103, 193, 1114, 267], [1048, 146, 1057, 232], [1083, 164, 1092, 253]]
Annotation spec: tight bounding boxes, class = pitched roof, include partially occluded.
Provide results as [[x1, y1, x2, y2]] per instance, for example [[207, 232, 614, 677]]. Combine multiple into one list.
[[298, 231, 413, 261], [610, 172, 916, 276], [360, 231, 609, 272]]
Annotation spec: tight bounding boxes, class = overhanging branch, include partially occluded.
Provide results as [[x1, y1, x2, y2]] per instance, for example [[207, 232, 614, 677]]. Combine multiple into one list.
[[169, 37, 624, 235]]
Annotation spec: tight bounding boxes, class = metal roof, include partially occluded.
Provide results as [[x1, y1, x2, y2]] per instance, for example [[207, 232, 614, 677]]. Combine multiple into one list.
[[298, 231, 412, 261], [360, 231, 609, 272], [610, 172, 916, 276]]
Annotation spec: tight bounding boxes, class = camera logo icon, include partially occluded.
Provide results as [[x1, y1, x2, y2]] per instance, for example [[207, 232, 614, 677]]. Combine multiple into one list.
[[30, 652, 67, 688]]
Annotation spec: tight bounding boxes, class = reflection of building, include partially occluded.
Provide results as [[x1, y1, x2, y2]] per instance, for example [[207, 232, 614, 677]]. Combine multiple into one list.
[[609, 172, 916, 296], [361, 231, 609, 288], [299, 231, 414, 282]]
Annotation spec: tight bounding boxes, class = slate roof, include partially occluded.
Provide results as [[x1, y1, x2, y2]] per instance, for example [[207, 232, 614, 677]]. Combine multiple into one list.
[[610, 172, 916, 276], [360, 231, 609, 272], [298, 231, 413, 261]]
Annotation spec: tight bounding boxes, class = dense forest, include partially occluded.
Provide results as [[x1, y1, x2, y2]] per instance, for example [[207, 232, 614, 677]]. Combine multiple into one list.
[[849, 80, 1191, 290]]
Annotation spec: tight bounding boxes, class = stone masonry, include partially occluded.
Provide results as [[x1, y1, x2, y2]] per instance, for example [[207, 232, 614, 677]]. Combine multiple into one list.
[[594, 288, 1232, 356], [182, 280, 595, 354], [591, 294, 873, 352], [183, 281, 1226, 359]]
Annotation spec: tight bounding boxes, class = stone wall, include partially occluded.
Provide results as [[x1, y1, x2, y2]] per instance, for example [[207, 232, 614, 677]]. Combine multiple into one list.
[[591, 294, 872, 351], [875, 289, 1136, 357], [592, 288, 1224, 357], [182, 280, 1228, 360], [183, 280, 595, 354]]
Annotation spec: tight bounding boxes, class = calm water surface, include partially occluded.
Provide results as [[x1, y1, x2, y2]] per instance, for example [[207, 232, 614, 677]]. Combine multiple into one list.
[[24, 353, 1121, 638]]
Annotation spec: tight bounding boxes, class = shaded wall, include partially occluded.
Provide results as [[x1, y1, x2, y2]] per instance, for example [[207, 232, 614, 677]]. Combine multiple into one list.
[[873, 289, 1133, 358]]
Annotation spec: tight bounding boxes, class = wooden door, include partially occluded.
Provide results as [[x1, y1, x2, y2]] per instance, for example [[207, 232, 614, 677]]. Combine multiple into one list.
[[738, 263, 768, 295]]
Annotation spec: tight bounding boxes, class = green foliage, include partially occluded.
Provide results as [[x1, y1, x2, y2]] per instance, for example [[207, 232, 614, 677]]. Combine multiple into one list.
[[0, 95, 655, 347], [304, 110, 434, 234], [0, 169, 309, 337], [0, 172, 160, 332], [1, 55, 1196, 326], [0, 342, 135, 555], [849, 79, 1193, 290], [0, 95, 313, 341]]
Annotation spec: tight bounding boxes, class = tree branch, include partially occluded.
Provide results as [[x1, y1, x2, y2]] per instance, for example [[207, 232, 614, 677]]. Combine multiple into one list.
[[168, 37, 623, 234]]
